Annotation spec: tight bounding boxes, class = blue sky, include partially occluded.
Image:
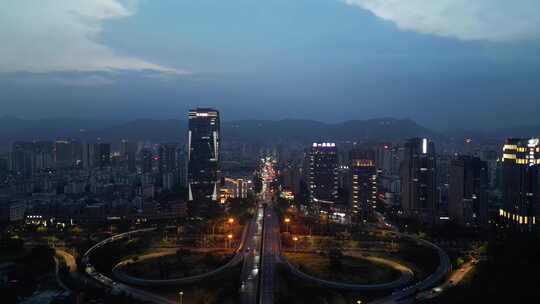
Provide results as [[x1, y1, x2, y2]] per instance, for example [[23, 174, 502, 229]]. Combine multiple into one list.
[[1, 0, 540, 129]]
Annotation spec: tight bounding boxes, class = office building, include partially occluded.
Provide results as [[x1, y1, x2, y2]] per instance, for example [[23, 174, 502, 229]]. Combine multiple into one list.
[[350, 148, 378, 223], [120, 140, 137, 173], [34, 141, 54, 171], [54, 139, 73, 168], [141, 148, 153, 173], [97, 143, 111, 168], [187, 108, 220, 202], [308, 142, 339, 211], [159, 143, 180, 174], [500, 138, 540, 231], [11, 142, 35, 178], [449, 156, 488, 227], [400, 138, 438, 223]]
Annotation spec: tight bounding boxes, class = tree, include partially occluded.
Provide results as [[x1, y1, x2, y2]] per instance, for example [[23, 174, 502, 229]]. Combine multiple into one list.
[[328, 248, 343, 271]]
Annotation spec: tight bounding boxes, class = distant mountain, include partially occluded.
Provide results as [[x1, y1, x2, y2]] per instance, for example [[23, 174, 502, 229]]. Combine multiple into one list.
[[444, 125, 540, 143], [222, 118, 435, 142], [0, 116, 436, 149], [492, 125, 540, 139]]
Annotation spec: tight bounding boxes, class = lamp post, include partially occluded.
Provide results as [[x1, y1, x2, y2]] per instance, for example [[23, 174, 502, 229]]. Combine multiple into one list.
[[293, 236, 298, 252], [227, 233, 233, 249], [178, 291, 183, 304], [284, 218, 291, 233], [212, 217, 235, 240]]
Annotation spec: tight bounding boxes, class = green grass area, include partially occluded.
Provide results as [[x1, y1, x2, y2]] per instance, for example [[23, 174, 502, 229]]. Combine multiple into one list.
[[275, 266, 381, 304], [378, 239, 439, 280], [285, 252, 401, 285], [153, 264, 243, 304], [124, 250, 233, 279]]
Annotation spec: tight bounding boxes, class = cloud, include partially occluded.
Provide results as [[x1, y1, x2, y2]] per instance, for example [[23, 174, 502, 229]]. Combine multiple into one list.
[[344, 0, 540, 42], [0, 0, 183, 74], [53, 75, 116, 87]]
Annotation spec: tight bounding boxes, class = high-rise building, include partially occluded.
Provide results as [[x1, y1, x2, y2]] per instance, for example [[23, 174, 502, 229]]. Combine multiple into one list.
[[34, 141, 54, 171], [308, 142, 339, 211], [141, 148, 153, 173], [82, 143, 96, 170], [500, 138, 540, 231], [188, 108, 220, 202], [159, 143, 180, 174], [177, 147, 188, 188], [11, 142, 35, 178], [449, 156, 488, 227], [400, 138, 438, 223], [54, 139, 73, 168], [97, 143, 111, 168], [350, 148, 378, 223], [120, 140, 137, 173]]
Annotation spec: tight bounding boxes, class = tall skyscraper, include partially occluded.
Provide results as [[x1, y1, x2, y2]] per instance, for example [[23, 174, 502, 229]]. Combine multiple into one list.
[[120, 140, 137, 173], [34, 141, 54, 171], [400, 138, 438, 223], [350, 148, 378, 223], [97, 143, 111, 168], [449, 156, 488, 227], [141, 148, 153, 173], [308, 142, 339, 211], [500, 138, 540, 231], [159, 143, 180, 174], [82, 142, 96, 170], [188, 108, 220, 202], [11, 142, 35, 178], [54, 139, 73, 168]]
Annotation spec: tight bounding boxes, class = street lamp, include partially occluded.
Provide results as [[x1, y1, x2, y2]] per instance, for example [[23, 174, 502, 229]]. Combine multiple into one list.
[[228, 218, 234, 224], [356, 300, 362, 304], [293, 236, 298, 252], [178, 291, 184, 304], [227, 233, 233, 249], [284, 218, 291, 233]]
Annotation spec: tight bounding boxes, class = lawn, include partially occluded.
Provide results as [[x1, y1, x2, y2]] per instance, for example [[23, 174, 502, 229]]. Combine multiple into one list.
[[285, 252, 401, 285], [124, 250, 233, 279]]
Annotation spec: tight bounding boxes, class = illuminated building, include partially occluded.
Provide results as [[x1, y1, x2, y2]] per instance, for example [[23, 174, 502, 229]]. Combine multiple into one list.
[[500, 138, 540, 231], [449, 156, 488, 227], [350, 148, 377, 223], [400, 138, 438, 223], [308, 142, 339, 211], [188, 108, 220, 202]]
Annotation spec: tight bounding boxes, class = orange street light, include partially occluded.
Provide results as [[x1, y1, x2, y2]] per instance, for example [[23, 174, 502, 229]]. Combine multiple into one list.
[[228, 218, 234, 224], [226, 233, 233, 249], [293, 236, 298, 252], [284, 218, 291, 233]]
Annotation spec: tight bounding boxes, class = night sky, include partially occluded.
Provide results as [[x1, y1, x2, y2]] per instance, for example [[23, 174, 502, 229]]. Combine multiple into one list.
[[1, 0, 540, 130]]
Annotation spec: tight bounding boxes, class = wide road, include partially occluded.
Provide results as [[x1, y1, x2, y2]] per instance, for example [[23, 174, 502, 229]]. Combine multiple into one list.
[[259, 202, 280, 304], [367, 215, 452, 304], [239, 206, 264, 304]]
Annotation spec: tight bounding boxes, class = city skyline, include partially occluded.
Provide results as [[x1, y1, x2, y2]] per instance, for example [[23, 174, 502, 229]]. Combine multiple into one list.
[[1, 1, 540, 129], [2, 2, 540, 303]]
